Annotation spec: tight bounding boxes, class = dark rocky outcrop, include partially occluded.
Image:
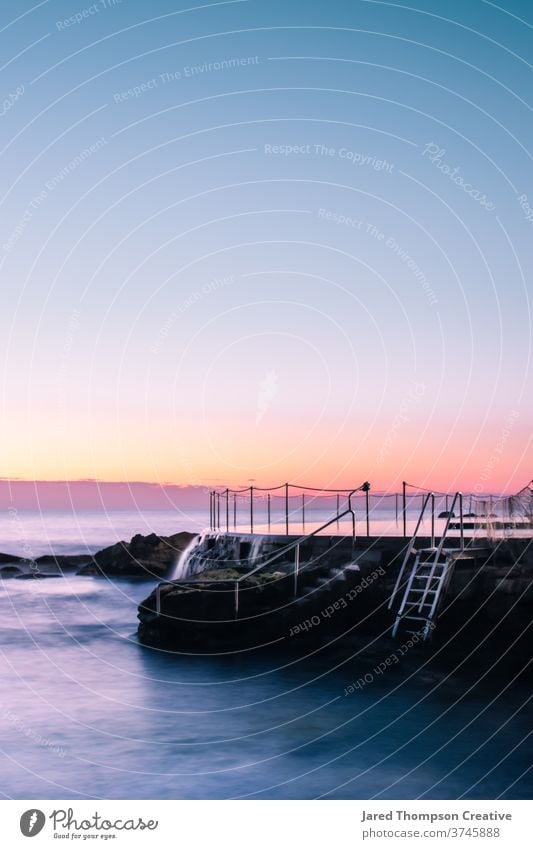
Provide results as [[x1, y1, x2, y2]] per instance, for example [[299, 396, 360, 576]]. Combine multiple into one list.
[[0, 553, 24, 564], [15, 572, 61, 579], [35, 554, 91, 569], [0, 565, 23, 577], [137, 558, 388, 652], [0, 553, 91, 574], [78, 531, 196, 579]]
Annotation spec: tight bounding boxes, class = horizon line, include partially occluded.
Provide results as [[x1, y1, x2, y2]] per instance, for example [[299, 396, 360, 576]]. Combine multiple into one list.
[[0, 477, 530, 498]]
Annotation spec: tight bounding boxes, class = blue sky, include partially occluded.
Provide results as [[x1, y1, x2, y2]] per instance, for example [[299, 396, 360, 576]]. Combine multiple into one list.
[[0, 0, 531, 493]]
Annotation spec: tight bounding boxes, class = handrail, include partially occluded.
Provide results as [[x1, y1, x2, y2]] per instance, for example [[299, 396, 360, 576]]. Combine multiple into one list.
[[238, 496, 359, 582], [388, 491, 434, 610], [210, 480, 371, 533], [210, 479, 533, 533], [203, 487, 362, 582], [231, 487, 363, 618], [433, 491, 464, 556], [155, 485, 366, 619], [417, 491, 463, 610], [389, 489, 465, 611]]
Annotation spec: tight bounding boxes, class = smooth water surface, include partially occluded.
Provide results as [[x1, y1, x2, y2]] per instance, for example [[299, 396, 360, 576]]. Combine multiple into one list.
[[0, 574, 530, 800]]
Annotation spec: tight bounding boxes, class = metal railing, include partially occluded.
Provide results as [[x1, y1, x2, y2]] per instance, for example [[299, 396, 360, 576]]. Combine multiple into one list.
[[232, 486, 364, 618], [209, 479, 532, 539], [388, 490, 464, 610], [156, 484, 367, 619], [417, 491, 464, 610], [209, 481, 372, 536]]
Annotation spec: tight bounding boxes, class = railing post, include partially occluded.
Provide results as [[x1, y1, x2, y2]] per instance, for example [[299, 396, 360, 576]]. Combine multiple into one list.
[[459, 492, 464, 550], [402, 481, 407, 537], [250, 486, 254, 533], [347, 488, 359, 541], [336, 493, 340, 528], [431, 492, 435, 548], [267, 493, 271, 530], [209, 491, 213, 530], [395, 492, 398, 523], [225, 488, 229, 532], [294, 543, 300, 595], [365, 484, 370, 536], [285, 483, 289, 535], [302, 493, 305, 529], [217, 492, 220, 529], [435, 491, 460, 562], [233, 493, 237, 530]]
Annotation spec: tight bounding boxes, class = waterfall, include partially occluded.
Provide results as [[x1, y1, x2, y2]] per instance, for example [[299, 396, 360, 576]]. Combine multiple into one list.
[[171, 532, 269, 581], [248, 536, 267, 566], [171, 532, 208, 580]]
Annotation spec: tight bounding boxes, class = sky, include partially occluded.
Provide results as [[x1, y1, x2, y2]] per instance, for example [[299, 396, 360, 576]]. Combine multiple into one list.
[[0, 0, 531, 499]]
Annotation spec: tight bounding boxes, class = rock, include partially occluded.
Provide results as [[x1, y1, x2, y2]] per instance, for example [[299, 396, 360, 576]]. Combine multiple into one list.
[[77, 531, 196, 578], [15, 572, 61, 579], [0, 553, 24, 564], [0, 565, 23, 577], [138, 570, 293, 650], [137, 563, 387, 652], [35, 554, 91, 569]]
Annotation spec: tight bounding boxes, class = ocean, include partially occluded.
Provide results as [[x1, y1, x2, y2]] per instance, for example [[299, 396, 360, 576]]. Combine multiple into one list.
[[0, 505, 518, 561], [0, 509, 531, 799]]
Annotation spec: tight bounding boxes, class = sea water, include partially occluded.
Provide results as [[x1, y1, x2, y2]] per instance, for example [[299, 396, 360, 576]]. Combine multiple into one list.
[[0, 510, 530, 799]]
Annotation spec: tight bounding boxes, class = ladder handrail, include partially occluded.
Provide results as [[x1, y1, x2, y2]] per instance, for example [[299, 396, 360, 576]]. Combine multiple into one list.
[[388, 491, 433, 609], [391, 490, 466, 639], [418, 491, 464, 611], [389, 489, 465, 611], [434, 490, 464, 560]]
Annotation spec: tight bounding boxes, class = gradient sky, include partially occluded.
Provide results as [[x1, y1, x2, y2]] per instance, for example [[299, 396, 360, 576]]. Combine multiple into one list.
[[0, 0, 531, 496]]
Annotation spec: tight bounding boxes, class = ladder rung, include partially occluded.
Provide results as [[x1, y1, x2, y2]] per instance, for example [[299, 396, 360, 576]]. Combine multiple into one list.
[[392, 524, 459, 640]]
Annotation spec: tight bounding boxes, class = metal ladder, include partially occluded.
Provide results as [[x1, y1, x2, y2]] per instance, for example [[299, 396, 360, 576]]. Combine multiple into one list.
[[388, 491, 464, 641], [391, 547, 455, 640]]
